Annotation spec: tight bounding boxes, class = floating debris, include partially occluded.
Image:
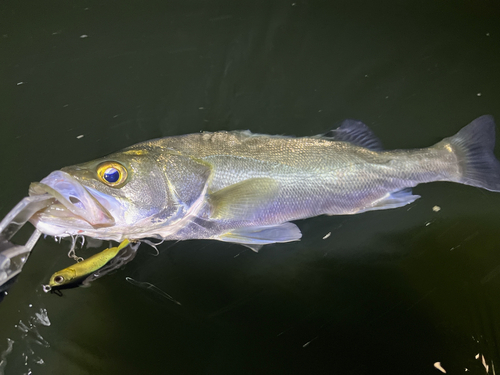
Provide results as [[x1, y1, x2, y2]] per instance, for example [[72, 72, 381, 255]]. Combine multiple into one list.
[[79, 34, 88, 39], [302, 336, 317, 347], [76, 135, 84, 139], [433, 362, 446, 373], [481, 354, 489, 373], [322, 232, 331, 240], [432, 205, 441, 212]]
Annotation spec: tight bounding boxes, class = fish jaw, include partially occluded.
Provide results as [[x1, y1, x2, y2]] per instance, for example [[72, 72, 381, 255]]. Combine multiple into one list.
[[28, 171, 122, 236]]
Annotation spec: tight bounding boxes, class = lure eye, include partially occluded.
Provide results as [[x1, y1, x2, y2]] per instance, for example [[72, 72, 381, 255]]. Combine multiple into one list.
[[97, 162, 128, 187], [54, 275, 64, 284]]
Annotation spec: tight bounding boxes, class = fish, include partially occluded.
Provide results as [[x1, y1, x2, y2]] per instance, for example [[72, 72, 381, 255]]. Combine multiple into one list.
[[47, 239, 131, 288], [27, 115, 500, 252]]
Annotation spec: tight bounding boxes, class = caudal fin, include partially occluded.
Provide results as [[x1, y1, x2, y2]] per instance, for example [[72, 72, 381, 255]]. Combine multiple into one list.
[[442, 115, 500, 192]]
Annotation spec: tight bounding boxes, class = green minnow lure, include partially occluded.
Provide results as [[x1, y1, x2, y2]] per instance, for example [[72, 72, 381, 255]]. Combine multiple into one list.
[[46, 239, 131, 289]]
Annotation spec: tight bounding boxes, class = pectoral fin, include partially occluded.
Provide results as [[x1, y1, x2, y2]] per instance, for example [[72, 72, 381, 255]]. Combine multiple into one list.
[[218, 222, 302, 252], [209, 178, 280, 221]]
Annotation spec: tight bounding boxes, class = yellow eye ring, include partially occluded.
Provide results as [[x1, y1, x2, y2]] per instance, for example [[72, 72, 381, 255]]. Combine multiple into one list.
[[97, 162, 128, 187]]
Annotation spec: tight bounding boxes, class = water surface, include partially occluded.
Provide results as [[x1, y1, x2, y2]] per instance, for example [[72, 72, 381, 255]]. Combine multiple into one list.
[[1, 0, 500, 374]]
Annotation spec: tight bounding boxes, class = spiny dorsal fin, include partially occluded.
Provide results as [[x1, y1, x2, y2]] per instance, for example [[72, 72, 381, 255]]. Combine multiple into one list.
[[324, 119, 383, 151]]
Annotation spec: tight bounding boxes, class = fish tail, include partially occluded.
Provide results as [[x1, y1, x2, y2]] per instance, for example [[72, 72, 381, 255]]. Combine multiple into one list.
[[437, 115, 500, 192]]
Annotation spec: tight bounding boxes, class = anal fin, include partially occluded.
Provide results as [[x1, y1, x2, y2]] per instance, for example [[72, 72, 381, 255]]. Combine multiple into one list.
[[358, 188, 420, 213], [218, 222, 302, 252]]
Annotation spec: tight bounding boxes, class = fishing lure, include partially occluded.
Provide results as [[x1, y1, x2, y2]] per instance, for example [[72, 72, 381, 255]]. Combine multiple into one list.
[[44, 239, 131, 291]]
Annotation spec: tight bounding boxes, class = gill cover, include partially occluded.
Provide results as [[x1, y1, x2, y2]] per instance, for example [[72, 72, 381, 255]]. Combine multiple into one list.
[[131, 151, 213, 237], [162, 153, 212, 208]]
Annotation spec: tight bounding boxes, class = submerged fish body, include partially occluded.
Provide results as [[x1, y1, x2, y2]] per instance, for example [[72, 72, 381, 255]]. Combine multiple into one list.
[[29, 115, 500, 249]]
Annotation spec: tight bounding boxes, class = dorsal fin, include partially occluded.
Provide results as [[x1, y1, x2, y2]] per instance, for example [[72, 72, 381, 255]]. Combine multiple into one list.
[[323, 119, 383, 151]]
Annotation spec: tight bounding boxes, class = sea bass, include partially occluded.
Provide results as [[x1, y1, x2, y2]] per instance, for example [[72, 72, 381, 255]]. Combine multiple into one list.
[[28, 115, 500, 251]]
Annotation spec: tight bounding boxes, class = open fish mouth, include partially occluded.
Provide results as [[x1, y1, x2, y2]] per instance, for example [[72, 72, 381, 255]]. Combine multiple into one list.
[[28, 171, 116, 234]]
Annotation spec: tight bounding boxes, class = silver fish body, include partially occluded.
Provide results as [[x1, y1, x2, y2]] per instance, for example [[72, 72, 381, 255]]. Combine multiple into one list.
[[28, 115, 500, 249]]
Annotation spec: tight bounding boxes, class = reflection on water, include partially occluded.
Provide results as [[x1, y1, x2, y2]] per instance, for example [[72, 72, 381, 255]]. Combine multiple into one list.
[[0, 306, 50, 375], [0, 338, 14, 374], [1, 0, 500, 373]]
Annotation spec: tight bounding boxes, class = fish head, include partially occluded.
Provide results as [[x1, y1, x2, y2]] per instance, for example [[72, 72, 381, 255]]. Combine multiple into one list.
[[29, 147, 212, 240]]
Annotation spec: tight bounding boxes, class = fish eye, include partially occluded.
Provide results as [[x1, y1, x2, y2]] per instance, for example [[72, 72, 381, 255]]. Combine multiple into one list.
[[54, 275, 64, 284], [104, 168, 119, 183], [97, 162, 128, 187]]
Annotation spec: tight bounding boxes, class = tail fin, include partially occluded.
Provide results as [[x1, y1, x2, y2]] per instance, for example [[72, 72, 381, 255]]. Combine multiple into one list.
[[441, 115, 500, 192]]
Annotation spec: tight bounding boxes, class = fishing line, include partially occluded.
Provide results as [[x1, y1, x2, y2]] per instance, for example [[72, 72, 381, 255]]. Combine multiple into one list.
[[125, 276, 182, 306], [80, 241, 140, 286]]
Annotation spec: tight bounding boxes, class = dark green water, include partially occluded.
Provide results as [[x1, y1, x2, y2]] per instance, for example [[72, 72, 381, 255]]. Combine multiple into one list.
[[1, 0, 500, 374]]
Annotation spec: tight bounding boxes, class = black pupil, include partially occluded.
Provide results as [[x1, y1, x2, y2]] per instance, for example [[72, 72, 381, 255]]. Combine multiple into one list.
[[104, 168, 120, 183], [55, 276, 63, 283]]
